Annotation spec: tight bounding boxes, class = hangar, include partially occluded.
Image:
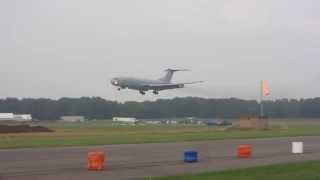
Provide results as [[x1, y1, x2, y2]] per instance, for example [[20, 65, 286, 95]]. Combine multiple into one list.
[[0, 113, 32, 122]]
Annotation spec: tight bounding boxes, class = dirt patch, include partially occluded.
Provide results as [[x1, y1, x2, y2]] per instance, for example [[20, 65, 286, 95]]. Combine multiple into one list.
[[223, 124, 289, 132], [0, 124, 53, 133]]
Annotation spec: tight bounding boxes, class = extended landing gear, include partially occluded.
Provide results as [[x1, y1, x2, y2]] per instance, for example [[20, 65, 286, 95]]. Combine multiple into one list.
[[117, 87, 121, 91], [139, 90, 146, 95], [138, 90, 158, 95]]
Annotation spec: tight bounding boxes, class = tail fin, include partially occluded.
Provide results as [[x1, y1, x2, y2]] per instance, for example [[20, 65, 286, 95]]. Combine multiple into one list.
[[158, 69, 189, 83]]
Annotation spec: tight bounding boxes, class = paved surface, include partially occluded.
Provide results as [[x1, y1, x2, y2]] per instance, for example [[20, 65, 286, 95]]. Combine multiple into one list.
[[1, 136, 320, 180]]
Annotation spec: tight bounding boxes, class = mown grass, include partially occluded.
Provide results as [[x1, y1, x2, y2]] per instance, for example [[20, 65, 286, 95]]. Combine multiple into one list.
[[0, 120, 320, 149], [147, 161, 320, 180]]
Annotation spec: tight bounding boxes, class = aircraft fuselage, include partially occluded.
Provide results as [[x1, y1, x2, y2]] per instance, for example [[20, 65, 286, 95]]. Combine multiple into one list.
[[111, 77, 183, 91]]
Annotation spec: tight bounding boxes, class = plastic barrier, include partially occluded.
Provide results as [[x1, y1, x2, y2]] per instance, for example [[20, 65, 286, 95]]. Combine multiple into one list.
[[292, 142, 304, 154], [184, 150, 198, 163], [237, 145, 252, 158], [87, 151, 105, 171]]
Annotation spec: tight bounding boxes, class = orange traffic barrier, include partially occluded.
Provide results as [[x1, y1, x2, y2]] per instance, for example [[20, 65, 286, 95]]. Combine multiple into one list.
[[87, 151, 105, 171], [237, 145, 252, 158]]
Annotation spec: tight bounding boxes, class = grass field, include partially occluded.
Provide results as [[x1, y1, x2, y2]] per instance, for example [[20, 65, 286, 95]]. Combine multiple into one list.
[[147, 161, 320, 180], [0, 119, 320, 149]]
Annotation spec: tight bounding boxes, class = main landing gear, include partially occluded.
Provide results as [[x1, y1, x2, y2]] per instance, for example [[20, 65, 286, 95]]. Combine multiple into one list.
[[139, 90, 146, 95], [138, 90, 159, 95]]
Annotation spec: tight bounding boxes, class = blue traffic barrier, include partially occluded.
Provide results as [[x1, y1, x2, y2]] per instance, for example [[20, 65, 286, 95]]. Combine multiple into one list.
[[184, 150, 198, 163]]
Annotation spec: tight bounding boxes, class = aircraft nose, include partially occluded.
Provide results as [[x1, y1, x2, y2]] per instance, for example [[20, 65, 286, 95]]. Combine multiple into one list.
[[111, 79, 119, 86]]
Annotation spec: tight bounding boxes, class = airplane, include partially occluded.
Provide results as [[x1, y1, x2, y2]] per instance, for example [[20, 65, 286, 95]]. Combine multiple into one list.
[[111, 69, 203, 95]]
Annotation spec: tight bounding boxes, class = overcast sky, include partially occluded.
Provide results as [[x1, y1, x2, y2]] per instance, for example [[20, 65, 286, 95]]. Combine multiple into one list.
[[0, 0, 319, 102]]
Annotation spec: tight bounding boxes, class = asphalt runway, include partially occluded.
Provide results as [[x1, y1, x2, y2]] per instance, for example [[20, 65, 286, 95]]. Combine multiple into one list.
[[1, 136, 320, 180]]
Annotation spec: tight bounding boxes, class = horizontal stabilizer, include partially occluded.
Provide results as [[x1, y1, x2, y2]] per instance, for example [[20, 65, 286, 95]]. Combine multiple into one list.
[[165, 69, 190, 72]]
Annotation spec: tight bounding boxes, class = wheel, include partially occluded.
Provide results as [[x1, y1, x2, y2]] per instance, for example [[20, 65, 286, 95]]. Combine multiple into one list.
[[153, 90, 159, 95], [139, 90, 146, 95], [117, 87, 121, 91]]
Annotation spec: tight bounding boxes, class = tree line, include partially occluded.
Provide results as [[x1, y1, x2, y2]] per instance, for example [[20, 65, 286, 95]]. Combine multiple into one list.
[[0, 97, 320, 120]]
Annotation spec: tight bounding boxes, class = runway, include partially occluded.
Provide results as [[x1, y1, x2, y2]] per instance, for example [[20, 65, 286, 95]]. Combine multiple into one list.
[[1, 136, 320, 180]]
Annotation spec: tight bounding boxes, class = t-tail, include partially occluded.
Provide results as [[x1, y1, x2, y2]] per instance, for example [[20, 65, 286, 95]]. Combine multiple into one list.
[[158, 69, 189, 83]]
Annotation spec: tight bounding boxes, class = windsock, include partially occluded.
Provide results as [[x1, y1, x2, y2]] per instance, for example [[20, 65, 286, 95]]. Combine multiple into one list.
[[261, 81, 270, 96]]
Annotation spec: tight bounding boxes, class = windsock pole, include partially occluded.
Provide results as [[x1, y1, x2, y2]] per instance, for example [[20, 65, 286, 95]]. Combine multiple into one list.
[[260, 80, 270, 118], [260, 80, 264, 118]]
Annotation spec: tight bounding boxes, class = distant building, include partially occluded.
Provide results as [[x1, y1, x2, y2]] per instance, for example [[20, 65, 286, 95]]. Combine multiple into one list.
[[61, 116, 85, 122], [144, 120, 161, 125], [112, 117, 137, 123], [162, 120, 178, 124], [13, 114, 32, 122], [0, 113, 32, 122], [206, 119, 232, 126], [239, 117, 268, 130], [0, 113, 14, 121]]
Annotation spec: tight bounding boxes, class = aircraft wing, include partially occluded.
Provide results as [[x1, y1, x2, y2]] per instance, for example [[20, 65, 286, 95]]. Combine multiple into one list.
[[178, 81, 203, 85], [147, 81, 203, 91]]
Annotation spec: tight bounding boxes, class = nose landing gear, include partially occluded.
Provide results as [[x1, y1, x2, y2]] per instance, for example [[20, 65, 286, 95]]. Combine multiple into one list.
[[153, 90, 159, 95]]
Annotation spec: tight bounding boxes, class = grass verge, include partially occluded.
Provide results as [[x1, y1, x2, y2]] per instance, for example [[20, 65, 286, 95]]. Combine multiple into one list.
[[147, 161, 320, 180], [0, 120, 320, 149]]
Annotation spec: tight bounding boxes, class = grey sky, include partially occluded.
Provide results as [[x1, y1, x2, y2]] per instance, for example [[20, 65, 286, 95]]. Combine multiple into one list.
[[0, 0, 319, 102]]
